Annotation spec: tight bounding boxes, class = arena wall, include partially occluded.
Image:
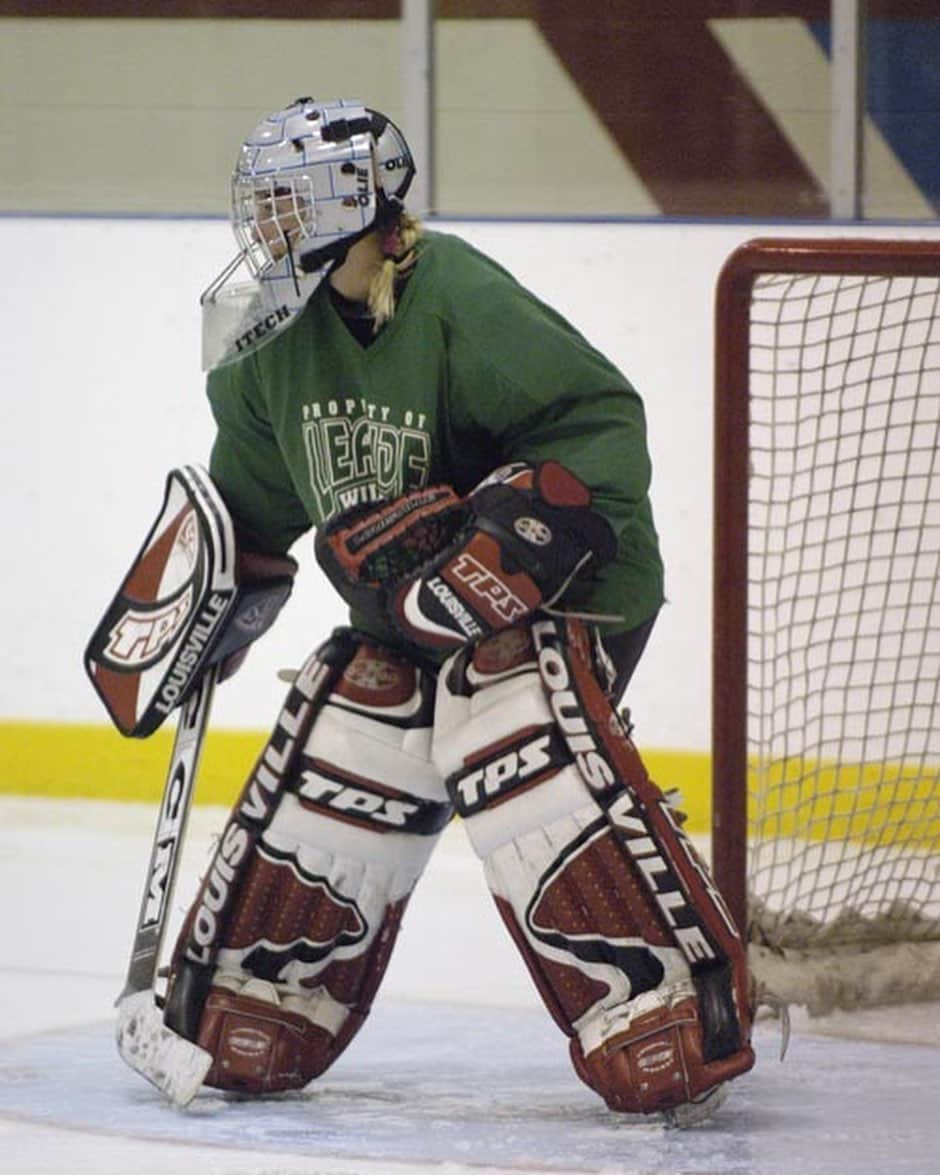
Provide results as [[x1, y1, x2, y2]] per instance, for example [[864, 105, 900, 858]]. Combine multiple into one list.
[[3, 214, 937, 821]]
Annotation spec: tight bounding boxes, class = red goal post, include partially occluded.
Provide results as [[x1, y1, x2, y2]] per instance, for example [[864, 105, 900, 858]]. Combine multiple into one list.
[[711, 237, 940, 1013]]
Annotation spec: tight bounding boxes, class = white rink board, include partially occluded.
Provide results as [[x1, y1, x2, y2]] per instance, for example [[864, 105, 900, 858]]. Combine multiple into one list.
[[3, 216, 940, 750]]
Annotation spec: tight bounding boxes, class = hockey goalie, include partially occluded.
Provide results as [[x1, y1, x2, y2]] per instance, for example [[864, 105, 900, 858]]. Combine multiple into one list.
[[85, 95, 754, 1126]]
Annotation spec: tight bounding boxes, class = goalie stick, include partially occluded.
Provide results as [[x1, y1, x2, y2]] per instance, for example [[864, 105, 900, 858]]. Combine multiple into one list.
[[114, 665, 218, 1107]]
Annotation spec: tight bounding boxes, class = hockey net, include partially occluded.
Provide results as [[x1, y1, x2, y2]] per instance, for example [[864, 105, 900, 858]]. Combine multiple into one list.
[[712, 238, 940, 1015]]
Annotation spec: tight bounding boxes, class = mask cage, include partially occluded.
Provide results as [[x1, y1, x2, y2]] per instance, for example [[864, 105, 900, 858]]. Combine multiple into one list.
[[232, 174, 317, 279]]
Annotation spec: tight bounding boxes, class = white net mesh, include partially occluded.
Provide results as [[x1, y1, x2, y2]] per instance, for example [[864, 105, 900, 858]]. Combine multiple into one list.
[[744, 265, 940, 1010]]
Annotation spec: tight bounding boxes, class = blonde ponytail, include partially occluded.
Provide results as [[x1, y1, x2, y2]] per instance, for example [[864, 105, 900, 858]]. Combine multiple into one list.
[[367, 212, 423, 333]]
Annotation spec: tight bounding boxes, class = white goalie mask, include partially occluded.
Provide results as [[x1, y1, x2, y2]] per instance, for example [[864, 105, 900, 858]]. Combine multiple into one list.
[[201, 97, 416, 371]]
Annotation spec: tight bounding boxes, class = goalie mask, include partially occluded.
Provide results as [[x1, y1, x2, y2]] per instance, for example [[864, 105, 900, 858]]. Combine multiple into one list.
[[201, 97, 416, 370]]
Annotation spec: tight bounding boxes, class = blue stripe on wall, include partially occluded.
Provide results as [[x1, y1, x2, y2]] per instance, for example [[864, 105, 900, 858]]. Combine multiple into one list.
[[810, 18, 940, 215]]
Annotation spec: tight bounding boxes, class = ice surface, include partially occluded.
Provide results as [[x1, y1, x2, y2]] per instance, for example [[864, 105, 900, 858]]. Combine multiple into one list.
[[3, 1008, 940, 1175], [1, 797, 938, 1174]]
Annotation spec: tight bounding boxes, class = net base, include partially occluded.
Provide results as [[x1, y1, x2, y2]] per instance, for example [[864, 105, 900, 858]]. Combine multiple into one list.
[[750, 939, 940, 1017]]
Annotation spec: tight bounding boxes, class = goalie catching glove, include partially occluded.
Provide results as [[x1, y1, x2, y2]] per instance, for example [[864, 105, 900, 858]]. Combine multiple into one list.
[[315, 462, 617, 652]]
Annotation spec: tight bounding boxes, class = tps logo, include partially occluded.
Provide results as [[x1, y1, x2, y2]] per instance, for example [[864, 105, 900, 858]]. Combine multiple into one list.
[[450, 553, 528, 623], [450, 731, 558, 816], [103, 505, 200, 670], [104, 585, 194, 670]]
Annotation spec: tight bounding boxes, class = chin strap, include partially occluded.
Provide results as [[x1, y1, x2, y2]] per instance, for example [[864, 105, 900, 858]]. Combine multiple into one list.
[[299, 195, 404, 275], [299, 234, 359, 276], [283, 237, 303, 298]]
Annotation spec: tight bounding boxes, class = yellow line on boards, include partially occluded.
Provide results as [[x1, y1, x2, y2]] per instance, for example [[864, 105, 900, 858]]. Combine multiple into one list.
[[6, 725, 936, 849], [747, 757, 940, 849], [0, 722, 714, 831], [0, 721, 266, 808]]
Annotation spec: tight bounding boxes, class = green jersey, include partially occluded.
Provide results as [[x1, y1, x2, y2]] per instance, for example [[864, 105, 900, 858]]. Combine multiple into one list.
[[206, 230, 664, 646]]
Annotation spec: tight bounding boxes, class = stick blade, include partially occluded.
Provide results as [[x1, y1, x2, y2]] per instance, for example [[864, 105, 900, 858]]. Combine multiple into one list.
[[115, 990, 213, 1108]]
